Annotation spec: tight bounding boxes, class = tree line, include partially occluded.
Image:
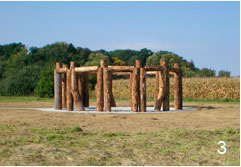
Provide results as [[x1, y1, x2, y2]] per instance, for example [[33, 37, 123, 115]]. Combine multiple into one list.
[[0, 42, 230, 97]]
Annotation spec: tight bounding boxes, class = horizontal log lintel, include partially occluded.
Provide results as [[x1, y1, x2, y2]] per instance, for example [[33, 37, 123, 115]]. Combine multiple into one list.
[[56, 68, 67, 73], [169, 68, 181, 75], [144, 66, 163, 71], [146, 71, 156, 75], [75, 66, 98, 73], [108, 66, 134, 72], [112, 72, 131, 76]]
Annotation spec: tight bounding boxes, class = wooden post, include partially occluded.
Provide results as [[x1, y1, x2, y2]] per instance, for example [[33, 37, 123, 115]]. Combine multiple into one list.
[[66, 68, 73, 111], [61, 64, 66, 109], [109, 73, 116, 107], [129, 73, 133, 107], [103, 62, 111, 112], [96, 60, 104, 111], [70, 62, 84, 111], [155, 60, 170, 111], [83, 73, 89, 107], [154, 71, 159, 106], [77, 74, 85, 108], [154, 69, 164, 112], [174, 63, 183, 110], [140, 67, 146, 112], [162, 60, 170, 111], [54, 62, 62, 110], [131, 60, 140, 112]]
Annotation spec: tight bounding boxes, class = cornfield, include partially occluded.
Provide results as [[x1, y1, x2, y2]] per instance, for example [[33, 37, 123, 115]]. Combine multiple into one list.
[[110, 77, 240, 100]]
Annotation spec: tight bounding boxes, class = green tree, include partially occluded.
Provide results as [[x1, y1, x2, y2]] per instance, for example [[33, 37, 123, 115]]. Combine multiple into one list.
[[197, 68, 216, 77], [146, 51, 183, 67], [0, 65, 41, 96], [85, 52, 111, 66], [71, 47, 91, 66], [218, 70, 231, 77], [0, 43, 25, 61]]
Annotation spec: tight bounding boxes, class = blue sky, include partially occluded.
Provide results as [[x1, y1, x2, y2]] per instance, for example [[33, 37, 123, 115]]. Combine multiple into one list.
[[0, 1, 239, 76]]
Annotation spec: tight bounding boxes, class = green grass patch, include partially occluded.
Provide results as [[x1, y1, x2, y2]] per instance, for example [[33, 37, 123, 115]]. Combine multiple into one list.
[[0, 95, 239, 104], [0, 96, 53, 103], [72, 125, 83, 132]]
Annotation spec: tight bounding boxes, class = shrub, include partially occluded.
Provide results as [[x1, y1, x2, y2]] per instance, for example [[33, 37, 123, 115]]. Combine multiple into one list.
[[35, 68, 54, 98], [0, 65, 41, 96]]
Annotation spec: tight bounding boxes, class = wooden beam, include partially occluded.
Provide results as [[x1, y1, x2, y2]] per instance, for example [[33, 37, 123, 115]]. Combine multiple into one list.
[[56, 68, 67, 73], [174, 63, 183, 110], [61, 64, 66, 109], [66, 69, 73, 111], [75, 66, 98, 73], [77, 74, 85, 109], [154, 71, 159, 108], [108, 66, 134, 72], [144, 66, 163, 71], [129, 73, 133, 107], [96, 61, 104, 112], [169, 71, 176, 76], [162, 60, 170, 111], [110, 73, 116, 107], [70, 62, 84, 111], [140, 67, 146, 112], [112, 72, 131, 76], [103, 66, 111, 112], [169, 67, 181, 75], [154, 70, 164, 112], [131, 60, 140, 112], [83, 73, 89, 107], [146, 71, 156, 75], [54, 62, 62, 110]]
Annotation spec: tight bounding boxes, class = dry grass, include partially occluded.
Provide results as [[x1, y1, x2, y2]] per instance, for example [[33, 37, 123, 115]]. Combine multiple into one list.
[[0, 98, 240, 165]]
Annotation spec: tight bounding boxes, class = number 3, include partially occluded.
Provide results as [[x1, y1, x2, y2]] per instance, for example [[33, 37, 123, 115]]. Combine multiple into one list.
[[218, 141, 226, 154]]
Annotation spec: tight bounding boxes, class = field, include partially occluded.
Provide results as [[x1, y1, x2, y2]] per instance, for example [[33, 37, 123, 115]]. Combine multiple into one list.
[[0, 95, 240, 166], [108, 77, 240, 102]]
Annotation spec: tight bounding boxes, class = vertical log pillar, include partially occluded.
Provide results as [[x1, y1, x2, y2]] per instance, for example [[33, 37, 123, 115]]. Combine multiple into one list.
[[66, 68, 73, 111], [83, 73, 89, 107], [154, 67, 164, 112], [131, 60, 140, 112], [109, 73, 116, 107], [77, 74, 85, 108], [70, 62, 84, 111], [61, 64, 66, 109], [96, 60, 104, 111], [162, 60, 170, 111], [154, 71, 159, 106], [54, 62, 62, 110], [140, 67, 146, 112], [129, 73, 133, 107], [103, 62, 111, 112], [174, 63, 183, 110]]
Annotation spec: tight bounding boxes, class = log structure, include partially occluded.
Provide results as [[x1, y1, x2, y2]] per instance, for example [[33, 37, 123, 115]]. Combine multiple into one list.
[[54, 62, 62, 110], [173, 63, 182, 110], [54, 59, 183, 112]]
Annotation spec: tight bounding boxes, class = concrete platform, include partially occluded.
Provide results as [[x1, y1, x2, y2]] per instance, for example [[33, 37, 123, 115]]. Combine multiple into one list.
[[33, 106, 196, 114]]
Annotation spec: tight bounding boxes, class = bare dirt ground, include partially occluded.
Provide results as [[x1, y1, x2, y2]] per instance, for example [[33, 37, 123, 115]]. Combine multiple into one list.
[[0, 101, 239, 132]]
